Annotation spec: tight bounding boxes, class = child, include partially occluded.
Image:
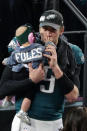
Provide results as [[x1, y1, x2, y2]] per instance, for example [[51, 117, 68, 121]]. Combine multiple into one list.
[[2, 24, 36, 125]]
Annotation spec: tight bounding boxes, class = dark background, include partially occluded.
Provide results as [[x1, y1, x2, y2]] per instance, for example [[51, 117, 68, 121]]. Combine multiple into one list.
[[0, 0, 87, 96], [0, 1, 87, 131]]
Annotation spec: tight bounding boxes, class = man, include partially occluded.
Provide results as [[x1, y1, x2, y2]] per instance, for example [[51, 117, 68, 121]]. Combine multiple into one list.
[[27, 10, 79, 131], [17, 10, 79, 131], [0, 10, 79, 131]]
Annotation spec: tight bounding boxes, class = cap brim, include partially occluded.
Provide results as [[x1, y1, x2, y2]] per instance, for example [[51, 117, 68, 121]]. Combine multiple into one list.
[[39, 22, 60, 30]]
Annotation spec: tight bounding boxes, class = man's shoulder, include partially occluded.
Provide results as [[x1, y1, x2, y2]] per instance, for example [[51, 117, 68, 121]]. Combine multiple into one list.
[[58, 39, 72, 54]]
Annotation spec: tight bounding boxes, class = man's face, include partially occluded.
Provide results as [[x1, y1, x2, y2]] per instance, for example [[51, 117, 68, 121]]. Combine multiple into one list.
[[39, 26, 63, 45]]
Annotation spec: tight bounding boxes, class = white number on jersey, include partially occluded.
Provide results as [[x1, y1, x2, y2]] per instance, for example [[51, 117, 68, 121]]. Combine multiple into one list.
[[40, 66, 55, 93]]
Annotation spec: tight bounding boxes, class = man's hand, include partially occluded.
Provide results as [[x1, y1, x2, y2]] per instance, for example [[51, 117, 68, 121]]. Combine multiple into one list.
[[28, 63, 45, 83], [43, 44, 57, 69], [43, 44, 63, 79]]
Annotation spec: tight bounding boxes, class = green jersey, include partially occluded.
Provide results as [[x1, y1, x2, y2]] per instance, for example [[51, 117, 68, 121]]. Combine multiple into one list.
[[29, 66, 65, 121]]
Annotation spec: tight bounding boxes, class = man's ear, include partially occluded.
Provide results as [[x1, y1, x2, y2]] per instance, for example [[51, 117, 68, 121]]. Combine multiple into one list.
[[60, 26, 64, 35]]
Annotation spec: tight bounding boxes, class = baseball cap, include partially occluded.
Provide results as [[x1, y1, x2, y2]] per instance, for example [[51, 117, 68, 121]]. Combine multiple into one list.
[[39, 10, 64, 30]]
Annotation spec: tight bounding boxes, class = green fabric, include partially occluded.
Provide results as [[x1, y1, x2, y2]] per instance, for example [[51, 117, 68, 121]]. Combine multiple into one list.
[[28, 67, 65, 120], [15, 98, 23, 113], [15, 67, 65, 121], [16, 26, 33, 45], [69, 43, 84, 64]]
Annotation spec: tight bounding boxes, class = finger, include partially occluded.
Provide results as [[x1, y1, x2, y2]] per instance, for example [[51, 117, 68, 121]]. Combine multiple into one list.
[[28, 63, 32, 67], [45, 48, 56, 55], [43, 54, 51, 59], [45, 36, 50, 41], [28, 63, 33, 71], [38, 63, 43, 69], [46, 45, 56, 49]]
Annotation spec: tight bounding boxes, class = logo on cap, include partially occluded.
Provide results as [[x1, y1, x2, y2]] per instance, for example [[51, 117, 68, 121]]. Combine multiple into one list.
[[40, 14, 56, 22]]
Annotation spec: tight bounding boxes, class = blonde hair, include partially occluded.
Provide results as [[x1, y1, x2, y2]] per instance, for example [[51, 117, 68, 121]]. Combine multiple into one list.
[[15, 26, 27, 37]]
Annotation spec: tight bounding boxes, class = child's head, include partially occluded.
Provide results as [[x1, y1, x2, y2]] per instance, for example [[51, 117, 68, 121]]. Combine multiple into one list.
[[16, 24, 34, 46], [8, 24, 34, 52]]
